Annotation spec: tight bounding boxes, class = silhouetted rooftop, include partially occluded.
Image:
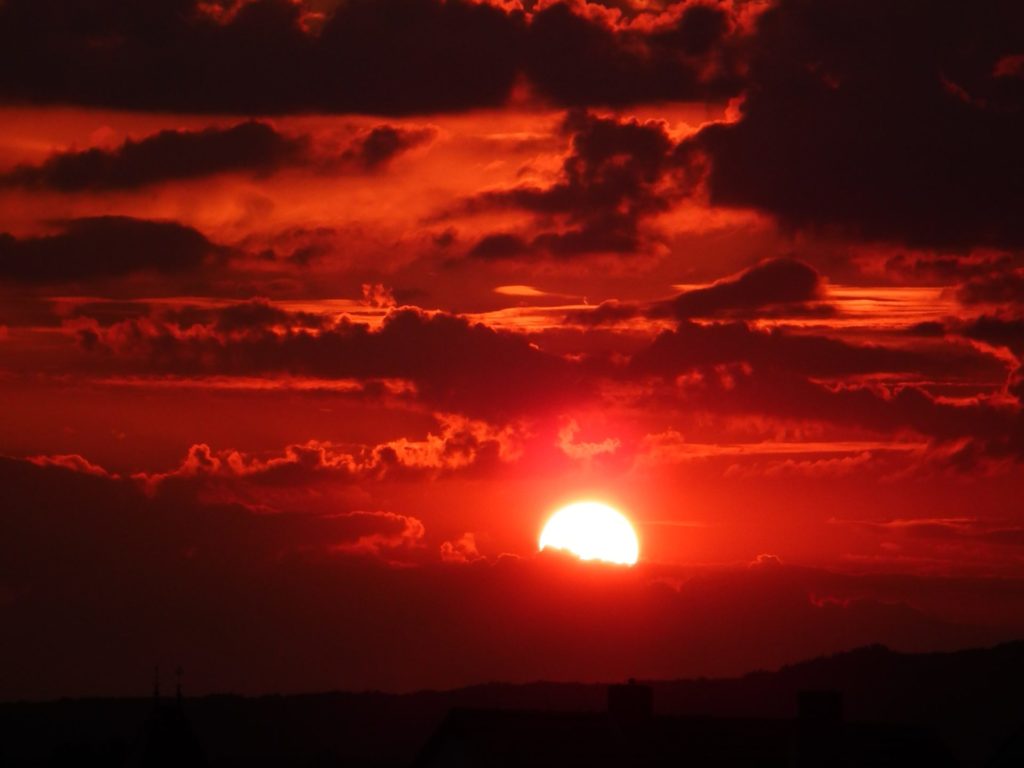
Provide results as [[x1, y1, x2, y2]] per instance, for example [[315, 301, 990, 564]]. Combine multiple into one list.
[[125, 698, 207, 768], [414, 689, 957, 768]]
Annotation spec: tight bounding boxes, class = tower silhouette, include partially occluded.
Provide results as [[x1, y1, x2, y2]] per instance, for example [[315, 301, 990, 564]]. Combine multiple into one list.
[[126, 665, 207, 768]]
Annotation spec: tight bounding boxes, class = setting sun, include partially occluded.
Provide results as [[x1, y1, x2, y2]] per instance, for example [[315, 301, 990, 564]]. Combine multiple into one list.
[[539, 501, 640, 566]]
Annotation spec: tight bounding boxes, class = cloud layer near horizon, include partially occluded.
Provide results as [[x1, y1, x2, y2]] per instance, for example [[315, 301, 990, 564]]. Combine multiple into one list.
[[4, 453, 1023, 699]]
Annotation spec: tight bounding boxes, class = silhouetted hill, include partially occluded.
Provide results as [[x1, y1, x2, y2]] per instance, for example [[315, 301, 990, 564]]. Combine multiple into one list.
[[2, 641, 1023, 767]]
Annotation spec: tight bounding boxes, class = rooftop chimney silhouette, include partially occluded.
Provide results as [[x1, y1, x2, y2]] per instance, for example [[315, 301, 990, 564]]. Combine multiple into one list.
[[608, 679, 653, 726]]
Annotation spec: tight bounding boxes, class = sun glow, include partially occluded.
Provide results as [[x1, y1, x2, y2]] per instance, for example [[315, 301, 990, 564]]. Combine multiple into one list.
[[539, 501, 640, 565]]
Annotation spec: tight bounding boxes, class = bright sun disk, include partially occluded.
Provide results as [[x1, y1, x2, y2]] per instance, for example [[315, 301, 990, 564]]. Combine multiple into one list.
[[539, 501, 639, 565]]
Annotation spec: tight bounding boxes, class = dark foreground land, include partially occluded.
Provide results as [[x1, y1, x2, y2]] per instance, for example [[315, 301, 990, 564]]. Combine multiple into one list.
[[2, 641, 1023, 767]]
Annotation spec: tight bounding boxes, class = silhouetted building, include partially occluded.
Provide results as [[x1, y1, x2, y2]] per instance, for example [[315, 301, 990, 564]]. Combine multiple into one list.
[[414, 684, 956, 767], [125, 671, 207, 768]]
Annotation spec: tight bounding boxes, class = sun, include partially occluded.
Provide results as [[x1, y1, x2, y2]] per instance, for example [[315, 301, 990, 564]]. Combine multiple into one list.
[[539, 501, 640, 565]]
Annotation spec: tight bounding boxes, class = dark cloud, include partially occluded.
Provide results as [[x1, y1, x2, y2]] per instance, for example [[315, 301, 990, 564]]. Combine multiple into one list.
[[161, 299, 331, 334], [1, 120, 438, 192], [631, 320, 1005, 381], [315, 0, 524, 114], [961, 315, 1024, 354], [0, 453, 428, 597], [0, 0, 304, 112], [76, 307, 584, 417], [66, 294, 1019, 455], [563, 299, 644, 327], [466, 111, 679, 258], [667, 258, 830, 319], [884, 252, 1020, 283], [0, 0, 519, 114], [912, 314, 1024, 363], [1, 122, 308, 191], [625, 313, 1022, 459], [841, 517, 1024, 549], [132, 414, 522, 493], [906, 321, 949, 338], [566, 258, 832, 326], [340, 125, 436, 171], [633, 357, 1021, 458], [469, 233, 532, 260], [523, 2, 741, 107], [680, 0, 1024, 249], [62, 300, 156, 327], [0, 217, 222, 284], [0, 0, 745, 115], [658, 3, 733, 56], [957, 269, 1024, 306]]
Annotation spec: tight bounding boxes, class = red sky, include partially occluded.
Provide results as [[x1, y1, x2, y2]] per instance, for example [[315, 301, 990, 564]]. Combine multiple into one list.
[[1, 0, 1023, 699]]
